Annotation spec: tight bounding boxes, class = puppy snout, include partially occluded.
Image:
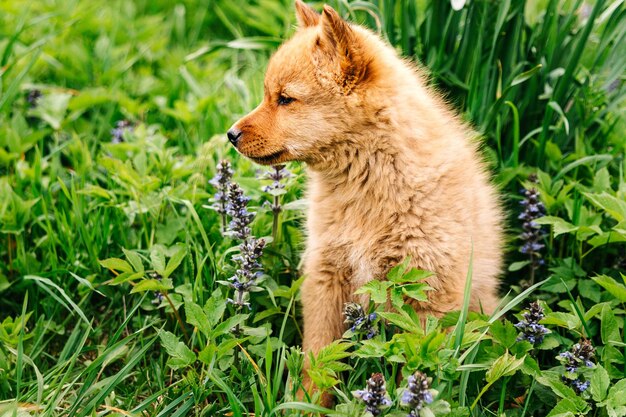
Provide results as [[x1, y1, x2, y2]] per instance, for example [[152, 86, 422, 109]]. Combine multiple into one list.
[[227, 127, 243, 147]]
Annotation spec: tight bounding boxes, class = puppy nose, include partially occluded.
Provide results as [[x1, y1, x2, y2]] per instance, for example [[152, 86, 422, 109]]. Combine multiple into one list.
[[227, 127, 242, 147]]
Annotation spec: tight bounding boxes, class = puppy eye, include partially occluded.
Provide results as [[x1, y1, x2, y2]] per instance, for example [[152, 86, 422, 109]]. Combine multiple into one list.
[[278, 95, 295, 106]]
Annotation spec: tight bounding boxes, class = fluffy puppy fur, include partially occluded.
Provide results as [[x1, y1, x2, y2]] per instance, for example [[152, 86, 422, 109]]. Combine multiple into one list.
[[229, 0, 503, 396]]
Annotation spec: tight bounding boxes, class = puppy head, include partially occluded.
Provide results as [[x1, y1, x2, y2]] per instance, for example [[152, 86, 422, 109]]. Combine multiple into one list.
[[228, 1, 375, 165]]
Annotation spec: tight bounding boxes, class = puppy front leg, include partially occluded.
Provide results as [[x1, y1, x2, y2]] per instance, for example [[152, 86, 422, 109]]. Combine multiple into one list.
[[299, 271, 347, 405]]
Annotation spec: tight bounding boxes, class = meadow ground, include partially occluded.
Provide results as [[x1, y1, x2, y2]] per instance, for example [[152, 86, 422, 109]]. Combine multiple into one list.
[[1, 0, 625, 416]]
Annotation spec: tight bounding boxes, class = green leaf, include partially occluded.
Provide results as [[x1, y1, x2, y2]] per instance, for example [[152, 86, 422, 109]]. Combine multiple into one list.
[[212, 314, 249, 338], [420, 407, 436, 417], [354, 339, 387, 358], [553, 155, 613, 182], [198, 344, 218, 366], [150, 246, 166, 275], [253, 306, 281, 323], [282, 199, 308, 211], [534, 216, 578, 237], [386, 257, 411, 283], [307, 340, 353, 391], [510, 64, 542, 86], [541, 312, 581, 330], [593, 167, 611, 192], [164, 244, 187, 278], [592, 275, 626, 302], [490, 320, 518, 349], [122, 248, 144, 272], [588, 229, 626, 247], [591, 365, 610, 402], [355, 280, 392, 304], [390, 288, 405, 310], [158, 330, 195, 370], [485, 351, 525, 383], [521, 355, 541, 376], [204, 289, 227, 327], [427, 400, 452, 416], [604, 379, 626, 407], [98, 258, 133, 273], [378, 311, 422, 334], [305, 368, 340, 392], [185, 301, 211, 336], [537, 335, 561, 351], [266, 188, 287, 197], [601, 303, 620, 345], [401, 283, 432, 302], [508, 260, 531, 272], [536, 372, 578, 399], [402, 268, 433, 282], [109, 271, 144, 285], [24, 275, 92, 330], [311, 340, 353, 366], [584, 192, 626, 222], [547, 101, 569, 135], [28, 92, 72, 130], [584, 302, 611, 322], [270, 402, 335, 415], [130, 278, 173, 293], [546, 398, 581, 417], [578, 279, 602, 304]]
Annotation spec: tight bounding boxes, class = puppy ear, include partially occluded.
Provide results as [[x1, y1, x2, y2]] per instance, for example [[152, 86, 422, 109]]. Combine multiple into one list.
[[295, 0, 320, 28], [320, 5, 352, 54], [318, 5, 367, 92]]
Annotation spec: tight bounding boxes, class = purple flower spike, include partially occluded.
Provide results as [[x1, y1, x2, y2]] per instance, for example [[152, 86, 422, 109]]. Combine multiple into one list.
[[518, 174, 547, 283], [515, 301, 549, 345], [354, 373, 392, 416], [559, 339, 595, 395], [401, 371, 435, 417], [344, 302, 378, 339]]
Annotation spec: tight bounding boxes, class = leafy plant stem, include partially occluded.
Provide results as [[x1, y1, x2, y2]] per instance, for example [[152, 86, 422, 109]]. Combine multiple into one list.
[[7, 233, 13, 274], [520, 379, 535, 417], [221, 210, 227, 234], [163, 291, 190, 342], [560, 278, 591, 337], [390, 361, 398, 394], [16, 291, 28, 403], [272, 194, 279, 242], [470, 380, 494, 411], [498, 376, 509, 415]]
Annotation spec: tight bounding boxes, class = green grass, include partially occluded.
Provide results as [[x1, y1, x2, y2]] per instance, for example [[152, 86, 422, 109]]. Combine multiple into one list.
[[1, 0, 625, 416]]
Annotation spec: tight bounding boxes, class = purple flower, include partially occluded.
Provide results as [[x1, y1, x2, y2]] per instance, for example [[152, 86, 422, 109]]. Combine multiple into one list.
[[344, 302, 378, 339], [226, 182, 255, 241], [27, 89, 42, 108], [559, 339, 594, 395], [571, 379, 590, 393], [401, 371, 434, 416], [354, 373, 392, 416], [222, 182, 266, 310], [151, 291, 164, 306], [515, 301, 549, 345], [262, 164, 291, 240], [209, 160, 234, 232], [110, 120, 133, 143], [518, 174, 547, 283], [228, 237, 266, 309], [262, 165, 290, 194]]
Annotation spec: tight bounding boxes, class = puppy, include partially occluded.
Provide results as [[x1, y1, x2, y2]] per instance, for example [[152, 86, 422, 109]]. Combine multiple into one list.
[[228, 0, 503, 400]]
